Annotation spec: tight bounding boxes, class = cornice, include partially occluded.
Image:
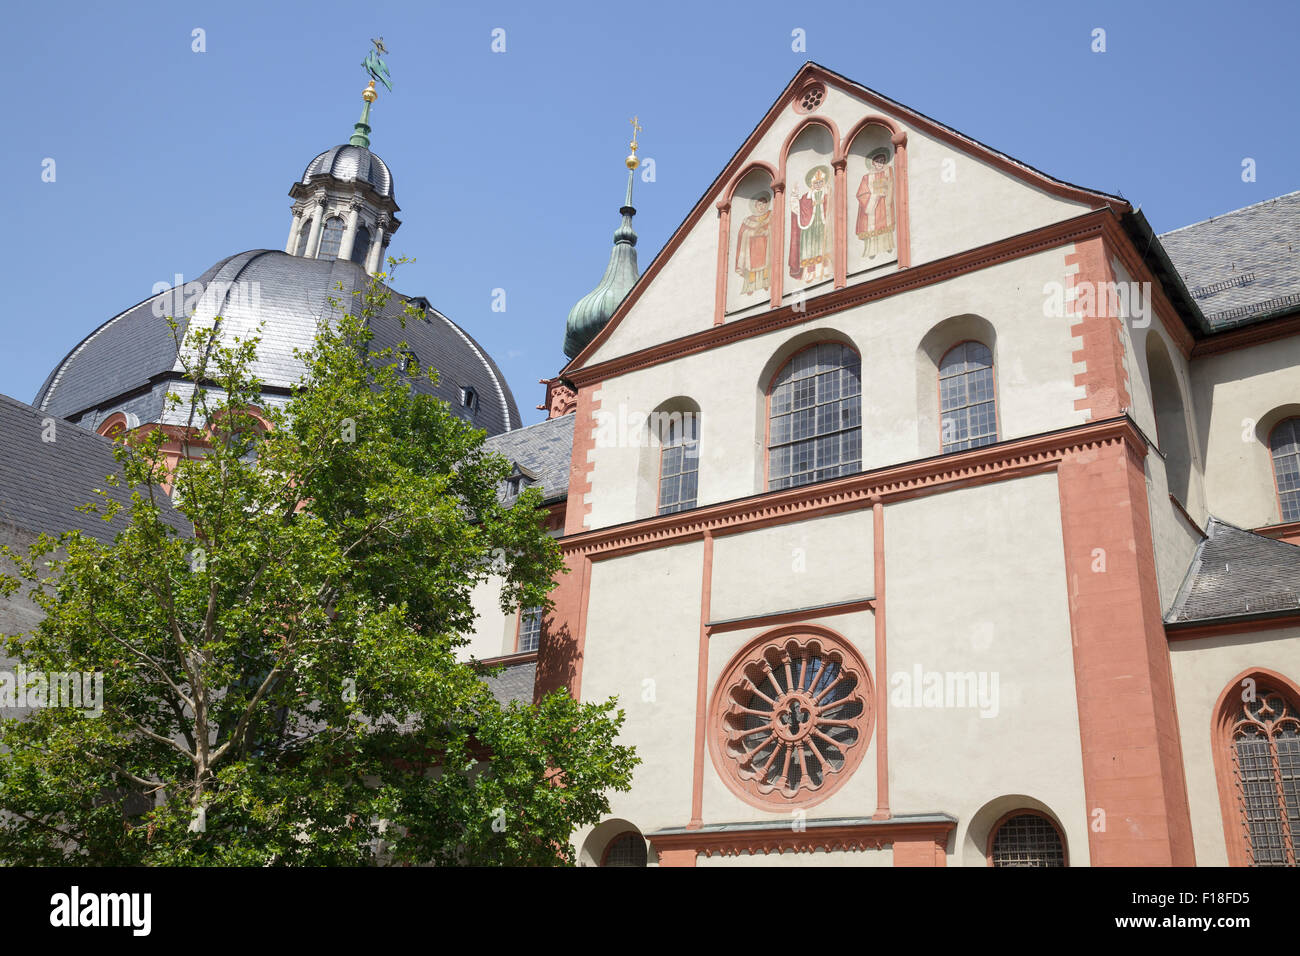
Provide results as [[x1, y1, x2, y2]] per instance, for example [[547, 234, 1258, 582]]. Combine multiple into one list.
[[647, 815, 955, 859]]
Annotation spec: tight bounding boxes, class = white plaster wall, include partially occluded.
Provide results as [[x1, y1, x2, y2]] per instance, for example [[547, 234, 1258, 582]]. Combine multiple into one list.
[[588, 79, 1097, 367], [580, 541, 705, 835], [1191, 336, 1300, 528], [1143, 452, 1205, 614], [1168, 629, 1300, 866], [709, 511, 874, 621], [585, 247, 1085, 532], [458, 576, 515, 661], [884, 473, 1091, 865]]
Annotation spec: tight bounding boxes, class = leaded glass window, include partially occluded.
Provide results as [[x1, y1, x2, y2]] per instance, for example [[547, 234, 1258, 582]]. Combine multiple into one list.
[[318, 216, 345, 260], [768, 343, 861, 490], [1231, 689, 1299, 865], [601, 832, 647, 867], [297, 222, 313, 257], [940, 341, 997, 453], [657, 412, 699, 515], [351, 225, 371, 266], [990, 813, 1066, 867], [1271, 419, 1300, 522]]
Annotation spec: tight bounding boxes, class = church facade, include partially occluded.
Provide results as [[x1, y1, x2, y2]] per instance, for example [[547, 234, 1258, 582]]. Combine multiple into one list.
[[466, 63, 1300, 867], [3, 60, 1299, 868]]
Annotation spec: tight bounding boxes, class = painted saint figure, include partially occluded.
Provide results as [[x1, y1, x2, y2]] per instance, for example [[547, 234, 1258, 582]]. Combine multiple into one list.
[[855, 150, 895, 260], [735, 192, 772, 296], [788, 165, 832, 283]]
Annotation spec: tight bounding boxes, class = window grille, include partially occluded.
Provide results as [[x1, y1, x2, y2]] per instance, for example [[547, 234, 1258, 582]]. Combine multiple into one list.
[[990, 813, 1066, 867], [768, 343, 861, 490], [939, 341, 997, 453]]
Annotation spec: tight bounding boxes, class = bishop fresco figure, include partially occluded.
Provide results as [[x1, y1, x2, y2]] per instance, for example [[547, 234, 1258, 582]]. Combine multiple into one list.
[[789, 165, 832, 283], [735, 192, 773, 296], [855, 150, 895, 260]]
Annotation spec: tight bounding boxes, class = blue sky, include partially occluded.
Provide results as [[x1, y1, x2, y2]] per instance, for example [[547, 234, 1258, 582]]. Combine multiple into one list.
[[2, 0, 1295, 425]]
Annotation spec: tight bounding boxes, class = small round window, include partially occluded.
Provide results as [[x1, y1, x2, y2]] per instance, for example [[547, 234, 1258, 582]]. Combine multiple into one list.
[[793, 83, 826, 114], [710, 627, 872, 808]]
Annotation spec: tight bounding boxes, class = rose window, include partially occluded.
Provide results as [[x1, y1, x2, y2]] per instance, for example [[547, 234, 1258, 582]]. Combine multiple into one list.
[[711, 630, 872, 807]]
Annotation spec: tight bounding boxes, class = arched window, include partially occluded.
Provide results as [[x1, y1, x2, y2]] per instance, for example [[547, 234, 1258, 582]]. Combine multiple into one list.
[[656, 410, 699, 515], [318, 216, 345, 260], [939, 341, 997, 453], [517, 606, 543, 653], [297, 221, 313, 257], [461, 387, 478, 413], [1270, 418, 1300, 522], [350, 225, 371, 266], [768, 343, 861, 490], [600, 831, 648, 867], [1220, 680, 1299, 866], [988, 811, 1066, 867]]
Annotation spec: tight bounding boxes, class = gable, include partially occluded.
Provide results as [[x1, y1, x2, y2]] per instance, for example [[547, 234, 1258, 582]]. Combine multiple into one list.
[[574, 62, 1126, 371]]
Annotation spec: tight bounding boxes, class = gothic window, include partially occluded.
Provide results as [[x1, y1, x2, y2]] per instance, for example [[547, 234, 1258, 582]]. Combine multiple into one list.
[[351, 225, 371, 266], [297, 221, 313, 257], [988, 812, 1066, 867], [1226, 685, 1300, 865], [939, 341, 997, 453], [517, 606, 543, 653], [318, 216, 345, 260], [657, 412, 699, 515], [1270, 418, 1300, 522], [711, 627, 873, 808], [768, 343, 861, 490], [601, 832, 648, 867]]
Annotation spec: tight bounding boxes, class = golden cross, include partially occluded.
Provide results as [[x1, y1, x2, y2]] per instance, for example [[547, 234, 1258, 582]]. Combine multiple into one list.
[[629, 115, 642, 152]]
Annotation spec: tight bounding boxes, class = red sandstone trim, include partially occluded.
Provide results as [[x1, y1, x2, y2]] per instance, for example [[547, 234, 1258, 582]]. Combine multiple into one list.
[[649, 818, 953, 864], [1066, 236, 1132, 422], [1167, 613, 1300, 641], [706, 597, 874, 635], [1253, 520, 1300, 547], [564, 385, 601, 536], [872, 497, 889, 820], [688, 531, 714, 829], [568, 210, 1115, 389], [1056, 433, 1196, 865], [476, 650, 539, 668], [1192, 311, 1300, 357], [714, 200, 731, 327]]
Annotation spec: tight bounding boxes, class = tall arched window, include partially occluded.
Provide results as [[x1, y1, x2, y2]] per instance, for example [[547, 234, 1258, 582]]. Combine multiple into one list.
[[1270, 418, 1300, 522], [657, 411, 699, 514], [350, 225, 371, 266], [1219, 680, 1300, 866], [318, 216, 345, 260], [939, 341, 997, 453], [297, 221, 313, 257], [987, 811, 1066, 867], [768, 343, 861, 490]]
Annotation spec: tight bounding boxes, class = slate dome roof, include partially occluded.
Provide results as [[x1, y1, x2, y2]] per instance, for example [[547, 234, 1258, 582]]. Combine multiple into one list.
[[35, 250, 519, 436], [302, 144, 394, 199]]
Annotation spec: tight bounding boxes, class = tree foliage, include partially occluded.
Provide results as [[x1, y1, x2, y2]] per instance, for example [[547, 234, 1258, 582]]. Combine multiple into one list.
[[0, 264, 637, 865]]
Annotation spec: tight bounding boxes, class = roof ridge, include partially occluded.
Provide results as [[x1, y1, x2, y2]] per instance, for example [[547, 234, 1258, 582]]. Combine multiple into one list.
[[1159, 190, 1300, 237]]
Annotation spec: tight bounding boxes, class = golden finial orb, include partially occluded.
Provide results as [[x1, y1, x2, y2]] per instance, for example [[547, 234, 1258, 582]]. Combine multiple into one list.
[[362, 79, 378, 103], [626, 153, 640, 170], [626, 115, 643, 170]]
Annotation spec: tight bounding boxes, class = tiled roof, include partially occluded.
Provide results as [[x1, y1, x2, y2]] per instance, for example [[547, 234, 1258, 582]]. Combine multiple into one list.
[[35, 251, 520, 437], [1166, 517, 1300, 625], [1159, 191, 1300, 331], [0, 393, 187, 544], [482, 414, 575, 505]]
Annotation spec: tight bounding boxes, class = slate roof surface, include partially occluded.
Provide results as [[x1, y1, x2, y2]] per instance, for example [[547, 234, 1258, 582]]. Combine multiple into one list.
[[0, 393, 188, 544], [35, 251, 520, 437], [1166, 517, 1300, 624], [482, 414, 576, 505], [1159, 191, 1300, 331], [302, 145, 394, 199], [482, 659, 538, 706]]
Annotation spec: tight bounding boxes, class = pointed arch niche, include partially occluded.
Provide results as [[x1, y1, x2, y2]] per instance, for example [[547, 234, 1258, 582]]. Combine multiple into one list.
[[720, 164, 778, 321], [780, 120, 839, 302], [842, 116, 910, 281]]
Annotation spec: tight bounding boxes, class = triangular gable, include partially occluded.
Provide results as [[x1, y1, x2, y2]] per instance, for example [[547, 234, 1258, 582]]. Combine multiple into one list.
[[564, 61, 1130, 374]]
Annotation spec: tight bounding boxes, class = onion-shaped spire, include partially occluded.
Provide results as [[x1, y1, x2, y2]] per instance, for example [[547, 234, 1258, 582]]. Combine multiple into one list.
[[563, 118, 644, 359]]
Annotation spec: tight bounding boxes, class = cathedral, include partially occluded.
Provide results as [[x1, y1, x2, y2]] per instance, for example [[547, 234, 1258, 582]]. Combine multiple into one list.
[[2, 60, 1299, 867]]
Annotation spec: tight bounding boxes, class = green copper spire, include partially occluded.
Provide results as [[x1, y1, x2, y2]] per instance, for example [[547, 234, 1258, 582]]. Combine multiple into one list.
[[564, 118, 644, 359], [351, 38, 392, 148]]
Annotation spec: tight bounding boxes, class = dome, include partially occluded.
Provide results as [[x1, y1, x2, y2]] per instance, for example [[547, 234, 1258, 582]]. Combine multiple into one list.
[[563, 172, 640, 359], [302, 145, 394, 199], [36, 251, 519, 436]]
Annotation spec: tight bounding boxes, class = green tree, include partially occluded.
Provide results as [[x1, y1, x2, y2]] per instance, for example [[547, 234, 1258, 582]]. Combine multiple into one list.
[[0, 264, 637, 865]]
